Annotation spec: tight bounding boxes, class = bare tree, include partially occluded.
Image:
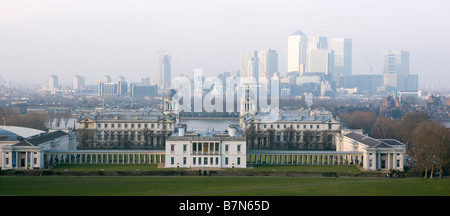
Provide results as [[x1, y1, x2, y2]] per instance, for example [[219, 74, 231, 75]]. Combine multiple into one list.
[[412, 120, 450, 179]]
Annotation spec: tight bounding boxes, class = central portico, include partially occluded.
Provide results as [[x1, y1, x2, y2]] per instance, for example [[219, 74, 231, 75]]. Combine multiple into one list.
[[165, 124, 246, 169]]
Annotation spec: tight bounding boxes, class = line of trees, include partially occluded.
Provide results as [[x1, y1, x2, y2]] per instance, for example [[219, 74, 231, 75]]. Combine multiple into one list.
[[341, 111, 450, 178]]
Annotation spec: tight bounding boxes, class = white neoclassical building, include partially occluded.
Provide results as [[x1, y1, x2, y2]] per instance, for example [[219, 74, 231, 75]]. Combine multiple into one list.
[[1, 130, 76, 170], [337, 130, 407, 171], [165, 124, 246, 169]]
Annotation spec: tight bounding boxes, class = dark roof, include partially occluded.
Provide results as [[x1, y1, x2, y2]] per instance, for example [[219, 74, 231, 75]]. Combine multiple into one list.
[[379, 139, 406, 146], [23, 131, 68, 146], [345, 132, 406, 149], [345, 132, 381, 147], [12, 140, 34, 147]]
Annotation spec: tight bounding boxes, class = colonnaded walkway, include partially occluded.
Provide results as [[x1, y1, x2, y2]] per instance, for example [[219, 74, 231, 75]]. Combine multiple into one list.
[[44, 150, 364, 167]]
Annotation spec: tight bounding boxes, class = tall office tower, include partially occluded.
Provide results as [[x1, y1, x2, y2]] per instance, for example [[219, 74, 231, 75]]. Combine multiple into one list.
[[49, 75, 58, 94], [117, 76, 128, 96], [287, 30, 308, 74], [307, 36, 328, 50], [383, 50, 409, 75], [305, 35, 330, 75], [73, 75, 85, 92], [240, 51, 256, 80], [382, 50, 417, 92], [241, 49, 278, 82], [247, 55, 259, 81], [257, 49, 278, 81], [331, 38, 352, 86], [160, 54, 171, 90]]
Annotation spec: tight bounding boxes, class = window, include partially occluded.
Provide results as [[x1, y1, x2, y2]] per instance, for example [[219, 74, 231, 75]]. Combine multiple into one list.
[[118, 124, 121, 128], [397, 160, 400, 167], [193, 157, 196, 165], [310, 125, 313, 129], [264, 124, 266, 129], [316, 125, 319, 129], [277, 125, 280, 129], [144, 124, 148, 128], [237, 157, 241, 165], [104, 124, 108, 128], [125, 124, 128, 128], [297, 125, 299, 128], [210, 157, 213, 165], [225, 157, 228, 165], [303, 125, 306, 129], [183, 157, 186, 165], [138, 124, 141, 128], [284, 125, 286, 128], [171, 157, 174, 165], [34, 158, 37, 164], [111, 124, 115, 128], [171, 144, 175, 152], [225, 145, 229, 152], [215, 157, 219, 165], [204, 157, 208, 165], [131, 124, 134, 128], [270, 125, 273, 129], [237, 145, 241, 152], [183, 145, 187, 152], [198, 157, 202, 165], [97, 124, 101, 128]]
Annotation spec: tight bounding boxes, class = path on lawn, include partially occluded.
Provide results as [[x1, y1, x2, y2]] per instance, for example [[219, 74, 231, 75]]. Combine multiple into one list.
[[165, 178, 391, 196]]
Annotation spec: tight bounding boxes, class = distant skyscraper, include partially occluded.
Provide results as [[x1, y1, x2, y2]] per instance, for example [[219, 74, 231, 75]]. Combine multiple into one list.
[[241, 49, 278, 82], [49, 75, 58, 94], [382, 50, 417, 92], [331, 38, 352, 85], [307, 36, 328, 50], [160, 54, 171, 90], [73, 75, 85, 92], [383, 50, 409, 75], [257, 49, 278, 81], [103, 75, 111, 83], [288, 30, 308, 74]]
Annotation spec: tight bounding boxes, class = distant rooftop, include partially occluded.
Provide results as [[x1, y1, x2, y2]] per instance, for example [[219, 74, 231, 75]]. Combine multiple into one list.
[[0, 126, 45, 140], [291, 29, 307, 36], [345, 132, 406, 149]]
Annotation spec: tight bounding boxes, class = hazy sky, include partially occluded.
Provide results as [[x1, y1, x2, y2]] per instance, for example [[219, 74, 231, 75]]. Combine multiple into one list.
[[0, 0, 449, 88]]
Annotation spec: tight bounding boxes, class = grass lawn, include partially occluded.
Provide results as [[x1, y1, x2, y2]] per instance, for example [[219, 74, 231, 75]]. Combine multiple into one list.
[[0, 176, 448, 196]]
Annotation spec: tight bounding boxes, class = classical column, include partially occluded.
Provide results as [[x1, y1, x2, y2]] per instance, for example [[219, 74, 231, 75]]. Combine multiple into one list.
[[377, 153, 380, 170]]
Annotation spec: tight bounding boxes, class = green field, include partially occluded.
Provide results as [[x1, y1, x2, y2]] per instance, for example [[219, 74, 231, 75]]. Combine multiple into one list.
[[0, 176, 448, 196]]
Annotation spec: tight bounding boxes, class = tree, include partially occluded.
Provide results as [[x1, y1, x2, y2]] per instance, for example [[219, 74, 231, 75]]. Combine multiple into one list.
[[340, 111, 377, 136], [282, 127, 296, 149], [244, 124, 258, 150], [372, 116, 399, 139], [398, 112, 430, 147], [412, 120, 450, 179]]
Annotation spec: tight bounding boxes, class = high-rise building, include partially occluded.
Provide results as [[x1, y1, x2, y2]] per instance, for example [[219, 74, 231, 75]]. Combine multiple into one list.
[[287, 30, 308, 74], [73, 75, 85, 92], [152, 54, 171, 91], [382, 50, 417, 92], [383, 50, 409, 75], [160, 54, 171, 90], [99, 76, 128, 97], [331, 38, 352, 85], [49, 75, 58, 94], [257, 49, 278, 81], [241, 49, 278, 82]]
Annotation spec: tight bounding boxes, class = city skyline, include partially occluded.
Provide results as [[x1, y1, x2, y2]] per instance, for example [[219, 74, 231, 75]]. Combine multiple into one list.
[[0, 0, 449, 88]]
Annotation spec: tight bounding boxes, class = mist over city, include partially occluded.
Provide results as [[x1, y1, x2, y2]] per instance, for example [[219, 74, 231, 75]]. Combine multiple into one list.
[[0, 0, 449, 201]]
